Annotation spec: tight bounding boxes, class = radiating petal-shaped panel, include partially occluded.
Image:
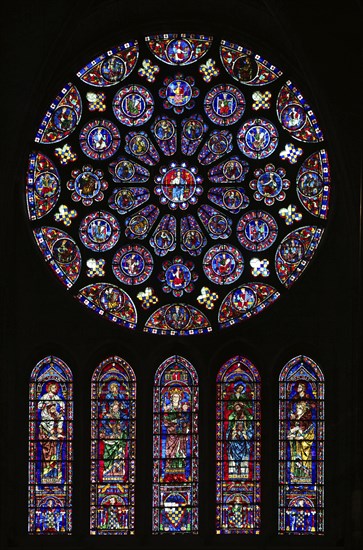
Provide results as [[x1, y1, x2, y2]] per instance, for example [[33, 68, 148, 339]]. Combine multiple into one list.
[[198, 205, 232, 240], [151, 115, 177, 156], [198, 130, 233, 165], [124, 131, 159, 165], [108, 187, 150, 216], [208, 187, 249, 215], [77, 41, 139, 87], [124, 204, 159, 240], [149, 215, 177, 256], [181, 114, 208, 156], [109, 157, 150, 184], [180, 215, 207, 256], [208, 156, 249, 184]]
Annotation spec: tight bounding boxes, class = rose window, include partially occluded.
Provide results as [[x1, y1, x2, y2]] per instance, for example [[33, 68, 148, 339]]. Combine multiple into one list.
[[26, 33, 331, 335]]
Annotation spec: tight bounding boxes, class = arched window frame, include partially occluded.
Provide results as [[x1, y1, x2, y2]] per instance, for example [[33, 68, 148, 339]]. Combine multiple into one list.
[[90, 355, 136, 535], [28, 355, 73, 534], [278, 355, 324, 534], [216, 354, 261, 534], [152, 355, 199, 533]]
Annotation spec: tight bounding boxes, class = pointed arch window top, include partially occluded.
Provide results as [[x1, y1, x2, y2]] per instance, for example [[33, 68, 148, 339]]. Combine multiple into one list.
[[153, 355, 199, 533], [216, 355, 261, 534], [279, 355, 325, 534], [90, 356, 136, 535]]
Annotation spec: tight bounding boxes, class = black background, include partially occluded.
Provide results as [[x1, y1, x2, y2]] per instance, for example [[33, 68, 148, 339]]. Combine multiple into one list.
[[1, 0, 362, 549]]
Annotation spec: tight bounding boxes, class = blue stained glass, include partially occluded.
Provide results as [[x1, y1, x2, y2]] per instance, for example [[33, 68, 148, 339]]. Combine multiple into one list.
[[152, 356, 198, 533], [278, 355, 324, 534], [28, 356, 73, 535]]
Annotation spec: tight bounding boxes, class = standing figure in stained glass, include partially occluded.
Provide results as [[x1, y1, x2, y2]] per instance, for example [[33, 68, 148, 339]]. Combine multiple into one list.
[[91, 357, 135, 535], [227, 401, 253, 478], [163, 386, 190, 480], [287, 400, 314, 482], [37, 382, 65, 482], [100, 398, 128, 478]]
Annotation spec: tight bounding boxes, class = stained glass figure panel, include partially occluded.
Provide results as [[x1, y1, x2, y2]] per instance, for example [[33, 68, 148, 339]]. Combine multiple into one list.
[[216, 355, 261, 534], [28, 356, 73, 534], [153, 355, 198, 533], [278, 355, 324, 534], [90, 356, 136, 535]]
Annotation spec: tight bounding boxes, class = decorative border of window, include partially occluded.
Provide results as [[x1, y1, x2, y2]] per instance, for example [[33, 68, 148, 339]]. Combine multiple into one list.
[[152, 355, 199, 533], [28, 356, 73, 534], [216, 355, 261, 534], [278, 355, 324, 534], [90, 356, 136, 534]]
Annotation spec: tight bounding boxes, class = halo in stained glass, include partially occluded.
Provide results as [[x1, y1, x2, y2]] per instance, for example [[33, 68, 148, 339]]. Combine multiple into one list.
[[26, 32, 331, 334]]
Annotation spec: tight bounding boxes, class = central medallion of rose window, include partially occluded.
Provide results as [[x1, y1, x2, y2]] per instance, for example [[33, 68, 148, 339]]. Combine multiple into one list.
[[155, 163, 203, 210]]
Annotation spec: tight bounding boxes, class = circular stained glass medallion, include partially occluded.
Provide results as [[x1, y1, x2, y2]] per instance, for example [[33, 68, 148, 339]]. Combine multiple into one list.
[[26, 32, 331, 334]]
